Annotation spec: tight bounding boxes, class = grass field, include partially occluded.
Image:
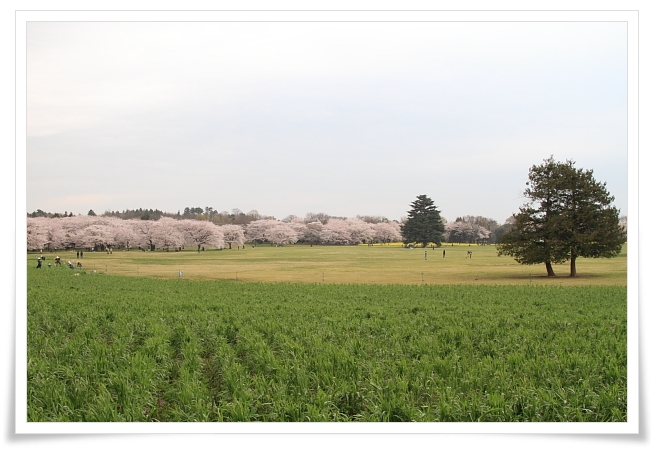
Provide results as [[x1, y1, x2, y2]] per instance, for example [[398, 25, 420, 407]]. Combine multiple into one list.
[[29, 243, 627, 286], [27, 268, 627, 422], [26, 244, 628, 422]]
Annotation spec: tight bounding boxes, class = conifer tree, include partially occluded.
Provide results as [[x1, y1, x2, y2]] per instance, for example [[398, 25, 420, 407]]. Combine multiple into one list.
[[498, 157, 625, 277], [400, 195, 445, 247]]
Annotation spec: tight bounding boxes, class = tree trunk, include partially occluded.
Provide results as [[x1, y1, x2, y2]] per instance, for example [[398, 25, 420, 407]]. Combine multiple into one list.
[[570, 255, 577, 277], [545, 261, 556, 277], [150, 244, 155, 251]]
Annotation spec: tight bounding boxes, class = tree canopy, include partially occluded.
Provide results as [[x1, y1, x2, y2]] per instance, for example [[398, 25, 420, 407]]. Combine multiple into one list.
[[497, 157, 625, 277], [400, 195, 445, 247]]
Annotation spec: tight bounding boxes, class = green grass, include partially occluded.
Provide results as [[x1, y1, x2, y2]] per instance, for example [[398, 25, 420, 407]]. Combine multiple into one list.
[[30, 242, 627, 285], [27, 267, 627, 422]]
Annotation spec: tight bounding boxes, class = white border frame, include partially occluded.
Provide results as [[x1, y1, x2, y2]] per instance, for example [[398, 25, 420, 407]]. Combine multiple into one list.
[[15, 8, 639, 435]]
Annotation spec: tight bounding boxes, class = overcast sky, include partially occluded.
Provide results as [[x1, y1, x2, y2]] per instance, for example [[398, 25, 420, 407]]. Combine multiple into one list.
[[26, 20, 627, 223]]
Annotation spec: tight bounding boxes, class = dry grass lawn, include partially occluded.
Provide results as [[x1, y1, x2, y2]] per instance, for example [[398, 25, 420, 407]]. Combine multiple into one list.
[[35, 243, 627, 286]]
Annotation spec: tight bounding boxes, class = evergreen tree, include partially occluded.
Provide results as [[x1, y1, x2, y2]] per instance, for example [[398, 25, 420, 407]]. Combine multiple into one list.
[[497, 157, 625, 277], [497, 158, 569, 276], [557, 160, 626, 276], [400, 195, 445, 247]]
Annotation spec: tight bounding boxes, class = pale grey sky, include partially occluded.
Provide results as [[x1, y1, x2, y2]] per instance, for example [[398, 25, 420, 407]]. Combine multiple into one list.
[[26, 20, 627, 223]]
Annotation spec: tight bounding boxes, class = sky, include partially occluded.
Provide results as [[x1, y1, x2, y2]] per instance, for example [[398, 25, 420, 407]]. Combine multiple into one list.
[[26, 20, 628, 223]]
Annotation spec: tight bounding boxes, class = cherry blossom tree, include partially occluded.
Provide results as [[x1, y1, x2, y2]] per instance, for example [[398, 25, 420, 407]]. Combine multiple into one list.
[[154, 217, 185, 250], [27, 218, 48, 251], [44, 218, 66, 250], [445, 221, 491, 244], [475, 225, 491, 244], [373, 221, 402, 244], [177, 219, 224, 251], [286, 218, 308, 242], [303, 221, 323, 246], [320, 219, 352, 245], [265, 222, 299, 246], [27, 217, 68, 251], [131, 219, 160, 251], [81, 223, 115, 250], [346, 218, 375, 244], [219, 224, 246, 249], [445, 221, 468, 244], [111, 219, 138, 250], [245, 219, 280, 245], [58, 215, 95, 249]]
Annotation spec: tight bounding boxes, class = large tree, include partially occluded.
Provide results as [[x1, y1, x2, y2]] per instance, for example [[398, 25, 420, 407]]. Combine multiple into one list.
[[400, 195, 445, 247], [556, 160, 626, 276], [265, 223, 299, 246], [219, 224, 246, 249], [177, 219, 224, 251], [497, 158, 569, 276], [245, 219, 280, 245], [497, 157, 625, 277]]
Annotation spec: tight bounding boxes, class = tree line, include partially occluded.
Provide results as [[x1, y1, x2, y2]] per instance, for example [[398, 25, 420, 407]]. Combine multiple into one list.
[[26, 215, 406, 252], [28, 157, 626, 274], [27, 209, 514, 252]]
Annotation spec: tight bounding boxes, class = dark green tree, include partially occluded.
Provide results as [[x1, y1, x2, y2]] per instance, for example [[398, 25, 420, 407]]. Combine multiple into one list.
[[400, 195, 445, 247], [556, 160, 626, 276], [497, 157, 625, 277], [497, 158, 569, 276], [87, 209, 96, 216]]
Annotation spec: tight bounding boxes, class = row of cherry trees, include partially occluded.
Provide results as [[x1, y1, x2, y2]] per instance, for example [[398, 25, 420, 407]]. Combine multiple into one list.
[[27, 216, 226, 252], [443, 221, 492, 244], [26, 216, 403, 251]]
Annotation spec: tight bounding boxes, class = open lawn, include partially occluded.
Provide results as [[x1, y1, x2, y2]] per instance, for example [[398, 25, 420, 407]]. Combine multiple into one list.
[[31, 243, 627, 286]]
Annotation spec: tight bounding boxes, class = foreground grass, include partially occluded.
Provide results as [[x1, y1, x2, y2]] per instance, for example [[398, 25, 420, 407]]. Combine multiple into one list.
[[30, 243, 627, 286], [27, 268, 627, 422]]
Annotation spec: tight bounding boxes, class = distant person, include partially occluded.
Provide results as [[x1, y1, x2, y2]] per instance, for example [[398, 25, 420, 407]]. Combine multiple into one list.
[[424, 251, 427, 260], [80, 251, 84, 258], [76, 251, 80, 258], [443, 250, 446, 258], [36, 257, 42, 269]]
